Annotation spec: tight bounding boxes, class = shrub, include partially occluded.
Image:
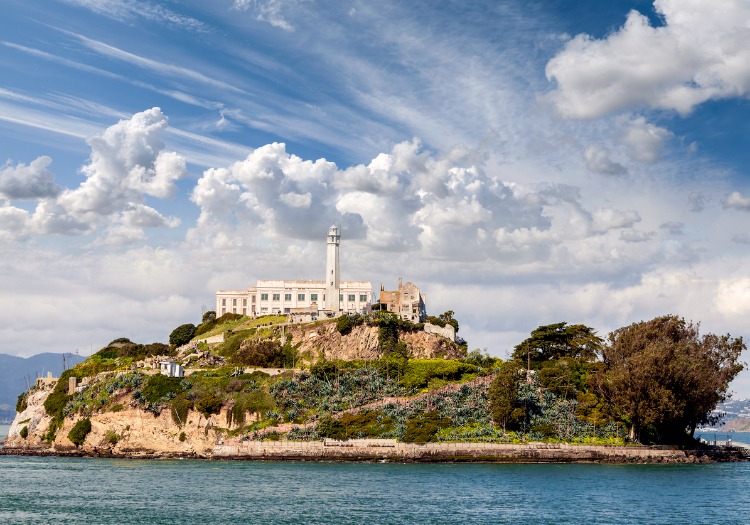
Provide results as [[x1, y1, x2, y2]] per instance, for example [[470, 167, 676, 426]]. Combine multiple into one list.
[[202, 310, 216, 323], [68, 418, 92, 447], [171, 396, 193, 426], [400, 360, 478, 390], [403, 411, 451, 443], [337, 315, 353, 335], [179, 431, 186, 442], [232, 339, 285, 367], [16, 391, 28, 413], [196, 392, 223, 417], [19, 426, 28, 439], [142, 375, 185, 404], [105, 430, 121, 445], [169, 323, 196, 346]]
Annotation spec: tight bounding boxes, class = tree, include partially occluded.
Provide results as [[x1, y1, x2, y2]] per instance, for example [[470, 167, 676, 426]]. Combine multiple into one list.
[[438, 310, 459, 333], [169, 323, 196, 347], [202, 310, 216, 323], [598, 315, 744, 443], [488, 361, 523, 431], [511, 322, 603, 363]]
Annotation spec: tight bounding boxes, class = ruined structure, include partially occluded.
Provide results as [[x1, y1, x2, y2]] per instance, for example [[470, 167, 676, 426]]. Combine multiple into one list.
[[379, 278, 426, 323]]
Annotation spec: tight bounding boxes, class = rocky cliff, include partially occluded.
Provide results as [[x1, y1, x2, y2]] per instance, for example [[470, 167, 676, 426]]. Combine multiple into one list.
[[4, 376, 237, 457], [287, 322, 464, 361]]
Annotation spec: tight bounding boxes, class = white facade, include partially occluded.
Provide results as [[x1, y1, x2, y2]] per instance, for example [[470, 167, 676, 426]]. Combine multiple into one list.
[[159, 361, 184, 378], [216, 227, 373, 317]]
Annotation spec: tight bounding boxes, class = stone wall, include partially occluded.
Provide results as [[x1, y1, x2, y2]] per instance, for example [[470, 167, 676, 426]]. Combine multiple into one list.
[[424, 322, 455, 342], [212, 439, 730, 463]]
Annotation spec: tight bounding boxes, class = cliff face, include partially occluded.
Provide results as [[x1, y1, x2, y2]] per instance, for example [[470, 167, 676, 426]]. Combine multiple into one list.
[[287, 322, 464, 361], [4, 379, 238, 457]]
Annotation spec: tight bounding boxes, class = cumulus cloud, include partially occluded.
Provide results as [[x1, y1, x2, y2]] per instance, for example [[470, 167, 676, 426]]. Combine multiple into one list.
[[620, 116, 672, 163], [0, 156, 61, 199], [546, 0, 750, 119], [583, 145, 626, 176], [0, 108, 186, 240], [189, 139, 650, 264], [724, 191, 750, 211]]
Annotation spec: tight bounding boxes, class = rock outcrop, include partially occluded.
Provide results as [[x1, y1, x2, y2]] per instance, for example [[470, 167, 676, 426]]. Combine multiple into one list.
[[287, 322, 464, 361]]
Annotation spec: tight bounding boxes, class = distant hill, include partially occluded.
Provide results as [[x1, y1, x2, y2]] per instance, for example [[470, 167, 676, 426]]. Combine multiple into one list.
[[702, 398, 750, 431], [0, 353, 86, 422]]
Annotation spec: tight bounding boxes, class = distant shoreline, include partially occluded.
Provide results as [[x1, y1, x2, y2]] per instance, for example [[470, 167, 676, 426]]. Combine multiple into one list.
[[2, 439, 747, 464]]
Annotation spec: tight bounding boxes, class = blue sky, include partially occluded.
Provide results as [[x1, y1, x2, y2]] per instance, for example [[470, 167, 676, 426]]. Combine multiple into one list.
[[2, 0, 750, 395]]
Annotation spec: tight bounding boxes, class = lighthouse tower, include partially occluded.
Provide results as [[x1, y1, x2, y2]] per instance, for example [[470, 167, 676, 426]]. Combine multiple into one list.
[[325, 225, 340, 312]]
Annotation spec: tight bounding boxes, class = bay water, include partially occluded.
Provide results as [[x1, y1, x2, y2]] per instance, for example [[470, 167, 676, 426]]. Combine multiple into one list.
[[2, 424, 750, 524]]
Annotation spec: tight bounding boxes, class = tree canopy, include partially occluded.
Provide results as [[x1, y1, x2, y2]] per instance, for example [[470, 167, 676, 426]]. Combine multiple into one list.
[[511, 322, 603, 363], [597, 315, 745, 443]]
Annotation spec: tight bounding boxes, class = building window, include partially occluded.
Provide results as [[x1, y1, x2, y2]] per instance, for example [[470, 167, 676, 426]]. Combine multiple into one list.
[[310, 293, 318, 301], [260, 293, 268, 301], [298, 293, 305, 301], [260, 307, 268, 313], [285, 293, 292, 301], [243, 299, 247, 306], [360, 294, 367, 302], [233, 298, 237, 306], [221, 298, 226, 306], [221, 308, 226, 314], [339, 294, 343, 301], [232, 308, 236, 313], [348, 294, 355, 302], [243, 308, 247, 315], [273, 293, 280, 301], [252, 296, 256, 303]]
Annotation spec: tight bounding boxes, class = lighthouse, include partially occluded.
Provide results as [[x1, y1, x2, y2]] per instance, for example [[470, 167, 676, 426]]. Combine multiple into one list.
[[325, 225, 340, 312]]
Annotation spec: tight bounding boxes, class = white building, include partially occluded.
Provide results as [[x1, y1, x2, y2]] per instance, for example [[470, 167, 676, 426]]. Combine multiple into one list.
[[159, 361, 184, 378], [216, 226, 373, 318]]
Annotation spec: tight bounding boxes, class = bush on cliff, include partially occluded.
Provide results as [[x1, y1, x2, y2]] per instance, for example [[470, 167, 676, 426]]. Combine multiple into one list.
[[68, 418, 92, 447], [196, 392, 223, 417], [403, 411, 451, 443], [16, 391, 28, 413], [169, 323, 196, 347], [141, 374, 185, 404], [19, 426, 28, 439]]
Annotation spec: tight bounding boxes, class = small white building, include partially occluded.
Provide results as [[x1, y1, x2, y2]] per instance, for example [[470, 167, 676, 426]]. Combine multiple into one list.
[[159, 361, 184, 378]]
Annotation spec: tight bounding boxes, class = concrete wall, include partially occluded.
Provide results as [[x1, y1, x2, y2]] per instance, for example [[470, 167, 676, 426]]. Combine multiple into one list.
[[424, 322, 455, 342], [212, 439, 709, 463]]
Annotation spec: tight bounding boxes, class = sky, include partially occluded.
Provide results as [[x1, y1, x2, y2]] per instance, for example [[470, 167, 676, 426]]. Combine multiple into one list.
[[2, 0, 750, 396]]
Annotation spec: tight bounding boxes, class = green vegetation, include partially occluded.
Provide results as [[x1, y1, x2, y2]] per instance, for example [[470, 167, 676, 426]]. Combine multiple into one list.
[[105, 429, 121, 446], [403, 411, 452, 443], [598, 315, 744, 443], [16, 391, 28, 413], [19, 426, 28, 439], [68, 418, 92, 447], [27, 309, 738, 449], [512, 322, 603, 363], [179, 431, 186, 442], [169, 323, 196, 347]]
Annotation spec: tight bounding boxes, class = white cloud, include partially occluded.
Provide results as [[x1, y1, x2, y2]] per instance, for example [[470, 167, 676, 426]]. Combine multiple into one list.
[[0, 108, 187, 239], [584, 145, 626, 176], [620, 116, 672, 163], [0, 156, 61, 200], [724, 191, 750, 211], [63, 0, 208, 32], [546, 0, 750, 118], [233, 0, 297, 31]]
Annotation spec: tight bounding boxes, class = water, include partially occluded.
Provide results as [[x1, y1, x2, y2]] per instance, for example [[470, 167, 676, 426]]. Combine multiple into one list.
[[2, 423, 750, 523], [1, 454, 749, 524]]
